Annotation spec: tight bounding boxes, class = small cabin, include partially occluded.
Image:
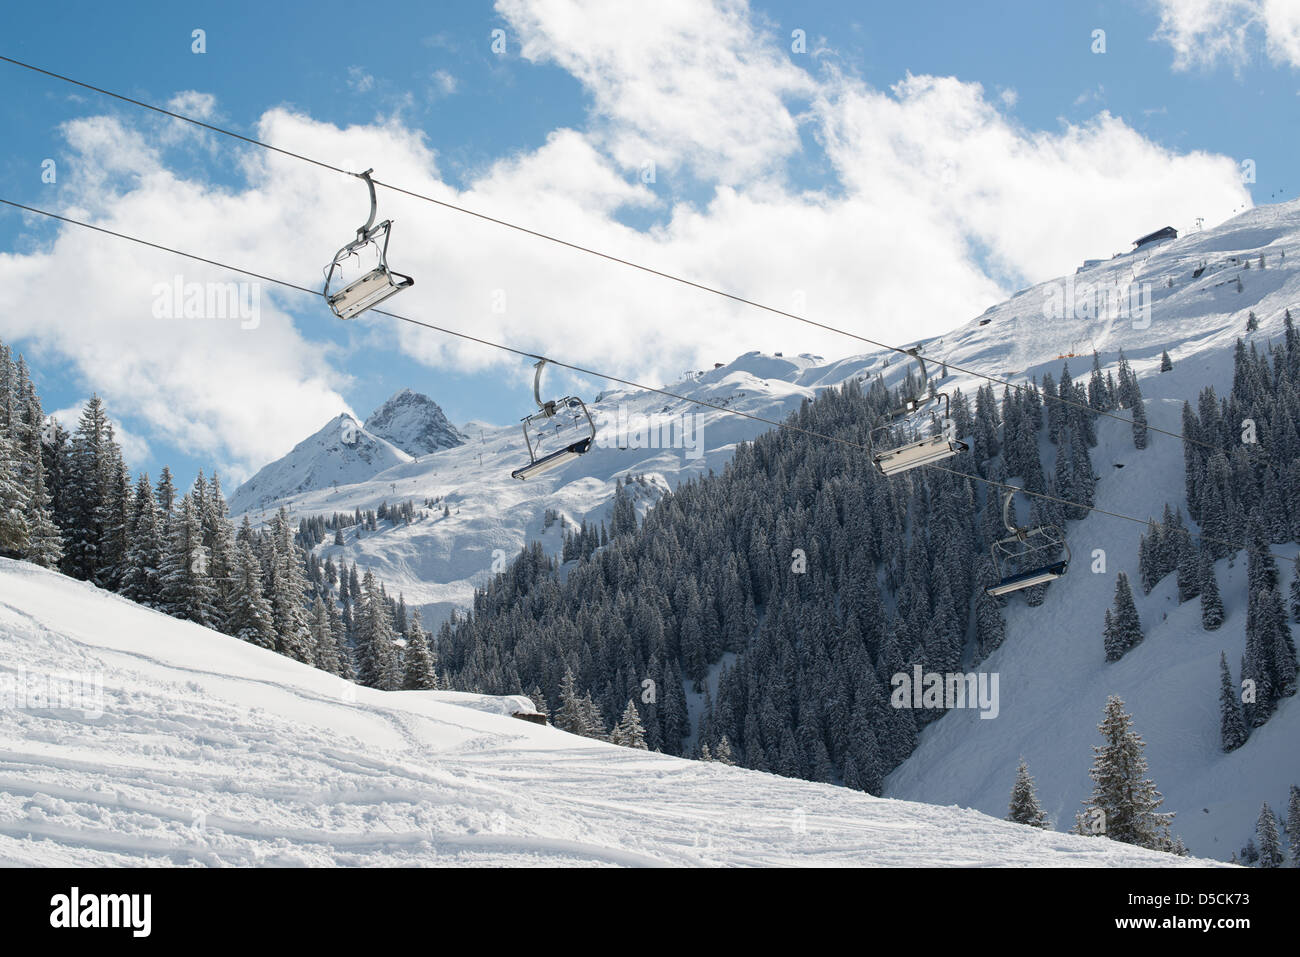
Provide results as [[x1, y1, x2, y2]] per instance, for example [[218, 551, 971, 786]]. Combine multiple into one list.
[[1133, 226, 1177, 249]]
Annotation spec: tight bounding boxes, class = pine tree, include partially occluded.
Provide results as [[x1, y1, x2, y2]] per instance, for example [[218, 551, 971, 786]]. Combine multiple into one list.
[[16, 393, 62, 568], [611, 699, 648, 749], [1077, 696, 1178, 852], [63, 396, 118, 581], [161, 493, 219, 625], [1257, 803, 1283, 867], [1160, 350, 1173, 372], [0, 428, 30, 556], [226, 537, 275, 649], [1218, 652, 1249, 752], [1201, 552, 1224, 630], [121, 472, 163, 606], [355, 570, 399, 689], [1104, 572, 1143, 661], [554, 669, 589, 735], [715, 735, 736, 766], [1131, 398, 1149, 450], [1290, 554, 1300, 623], [309, 597, 341, 675], [401, 608, 438, 690], [265, 509, 313, 664], [1286, 785, 1300, 866], [1007, 758, 1049, 828]]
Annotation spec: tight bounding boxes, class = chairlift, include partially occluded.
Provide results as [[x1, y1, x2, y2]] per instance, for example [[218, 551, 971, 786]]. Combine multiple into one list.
[[323, 169, 414, 320], [870, 349, 968, 476], [986, 488, 1070, 597], [511, 359, 597, 481]]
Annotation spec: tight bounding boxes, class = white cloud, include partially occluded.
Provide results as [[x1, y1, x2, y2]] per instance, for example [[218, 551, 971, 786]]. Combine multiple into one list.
[[0, 0, 1253, 480], [496, 0, 816, 184], [431, 69, 458, 97], [346, 66, 375, 93], [1152, 0, 1300, 70]]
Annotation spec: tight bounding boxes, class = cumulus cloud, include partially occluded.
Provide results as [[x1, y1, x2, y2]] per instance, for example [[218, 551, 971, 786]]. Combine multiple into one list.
[[1152, 0, 1300, 71], [497, 0, 816, 184], [0, 0, 1253, 479]]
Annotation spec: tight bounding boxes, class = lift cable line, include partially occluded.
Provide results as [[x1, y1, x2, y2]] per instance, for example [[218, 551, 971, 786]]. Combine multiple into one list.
[[1, 195, 1280, 565], [0, 53, 1220, 454]]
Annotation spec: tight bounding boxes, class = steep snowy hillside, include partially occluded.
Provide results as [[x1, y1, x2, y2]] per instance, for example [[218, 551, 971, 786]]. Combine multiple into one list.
[[0, 560, 1216, 866], [229, 202, 1300, 640], [363, 388, 466, 456], [886, 201, 1300, 861], [229, 413, 413, 516]]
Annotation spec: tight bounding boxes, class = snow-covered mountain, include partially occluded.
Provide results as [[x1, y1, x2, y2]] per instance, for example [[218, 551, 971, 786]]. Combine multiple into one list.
[[224, 199, 1300, 861], [363, 388, 466, 457], [0, 559, 1216, 866], [228, 413, 413, 517]]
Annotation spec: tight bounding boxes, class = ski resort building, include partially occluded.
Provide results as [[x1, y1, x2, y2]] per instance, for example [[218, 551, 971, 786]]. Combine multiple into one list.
[[1133, 226, 1178, 249]]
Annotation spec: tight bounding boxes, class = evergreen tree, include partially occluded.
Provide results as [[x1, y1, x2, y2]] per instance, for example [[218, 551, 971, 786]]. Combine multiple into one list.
[[1257, 803, 1284, 867], [554, 669, 589, 735], [1131, 398, 1149, 450], [1286, 785, 1300, 866], [355, 570, 400, 689], [1007, 758, 1049, 828], [265, 509, 313, 664], [401, 608, 438, 690], [63, 396, 118, 581], [1160, 350, 1173, 372], [1201, 552, 1224, 630], [1218, 652, 1249, 752], [121, 472, 163, 606], [1077, 696, 1178, 852], [0, 427, 30, 556], [1104, 572, 1143, 661], [158, 493, 216, 626], [611, 699, 648, 749], [226, 537, 275, 649]]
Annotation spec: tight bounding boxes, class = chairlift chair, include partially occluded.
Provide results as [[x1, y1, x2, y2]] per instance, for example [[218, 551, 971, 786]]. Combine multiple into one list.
[[986, 488, 1070, 596], [323, 169, 414, 320], [511, 359, 597, 481], [870, 349, 968, 476]]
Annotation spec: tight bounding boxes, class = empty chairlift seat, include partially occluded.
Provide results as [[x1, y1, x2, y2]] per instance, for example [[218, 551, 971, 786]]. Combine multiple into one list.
[[323, 169, 414, 320]]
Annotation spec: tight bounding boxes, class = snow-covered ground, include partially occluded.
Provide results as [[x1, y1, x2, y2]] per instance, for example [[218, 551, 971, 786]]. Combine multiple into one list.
[[216, 199, 1300, 863], [0, 560, 1216, 866], [886, 202, 1300, 861]]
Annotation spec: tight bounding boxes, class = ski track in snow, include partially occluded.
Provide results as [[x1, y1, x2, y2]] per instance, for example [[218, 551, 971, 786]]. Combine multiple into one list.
[[0, 561, 1214, 866]]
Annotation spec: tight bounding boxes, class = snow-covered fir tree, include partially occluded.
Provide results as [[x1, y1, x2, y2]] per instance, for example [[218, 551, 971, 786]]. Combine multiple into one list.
[[1104, 572, 1142, 661], [1007, 758, 1049, 828], [1257, 803, 1284, 867], [1075, 696, 1180, 853], [401, 608, 438, 690], [611, 699, 648, 749], [1218, 651, 1249, 752]]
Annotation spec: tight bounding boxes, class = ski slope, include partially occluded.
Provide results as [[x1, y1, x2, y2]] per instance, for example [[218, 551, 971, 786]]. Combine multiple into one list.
[[218, 200, 1300, 861], [887, 202, 1300, 861], [0, 559, 1215, 866]]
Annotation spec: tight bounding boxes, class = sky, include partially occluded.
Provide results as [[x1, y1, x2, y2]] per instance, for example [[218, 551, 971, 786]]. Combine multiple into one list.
[[0, 0, 1297, 491]]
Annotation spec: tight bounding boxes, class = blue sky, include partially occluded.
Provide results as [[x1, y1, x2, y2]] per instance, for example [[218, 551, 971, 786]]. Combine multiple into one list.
[[1, 0, 1296, 492]]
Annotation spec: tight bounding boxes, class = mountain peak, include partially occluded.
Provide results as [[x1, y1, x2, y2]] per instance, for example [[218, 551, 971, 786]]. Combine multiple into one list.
[[365, 390, 466, 457]]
